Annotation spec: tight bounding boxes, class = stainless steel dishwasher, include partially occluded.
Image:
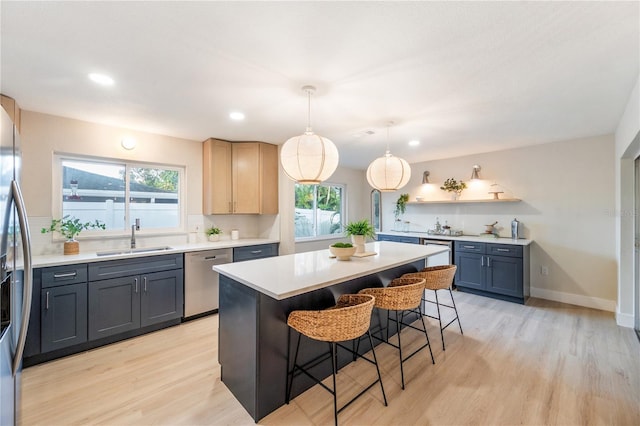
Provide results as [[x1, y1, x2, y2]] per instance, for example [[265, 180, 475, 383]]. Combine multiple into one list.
[[184, 248, 232, 318]]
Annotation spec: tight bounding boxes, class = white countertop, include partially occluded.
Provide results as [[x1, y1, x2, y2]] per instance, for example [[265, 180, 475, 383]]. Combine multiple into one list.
[[377, 231, 532, 246], [213, 241, 449, 300], [32, 238, 280, 268]]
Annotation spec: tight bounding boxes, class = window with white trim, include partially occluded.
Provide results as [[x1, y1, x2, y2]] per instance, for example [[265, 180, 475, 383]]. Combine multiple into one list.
[[55, 155, 184, 235], [294, 183, 345, 240]]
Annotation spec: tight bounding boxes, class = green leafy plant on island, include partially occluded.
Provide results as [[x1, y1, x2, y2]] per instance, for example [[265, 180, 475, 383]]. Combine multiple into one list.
[[394, 193, 409, 220], [330, 242, 353, 248], [41, 215, 106, 241], [344, 218, 376, 239], [440, 178, 467, 195]]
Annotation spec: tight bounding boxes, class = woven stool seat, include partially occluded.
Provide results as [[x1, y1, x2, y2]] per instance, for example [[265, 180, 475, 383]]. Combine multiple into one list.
[[288, 294, 374, 342], [286, 294, 387, 425], [358, 276, 434, 389], [402, 265, 462, 351]]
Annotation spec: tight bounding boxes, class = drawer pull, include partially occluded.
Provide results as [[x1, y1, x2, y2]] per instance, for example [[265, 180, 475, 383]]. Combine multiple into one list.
[[463, 245, 475, 249], [251, 250, 263, 254], [53, 271, 77, 279], [496, 248, 510, 252]]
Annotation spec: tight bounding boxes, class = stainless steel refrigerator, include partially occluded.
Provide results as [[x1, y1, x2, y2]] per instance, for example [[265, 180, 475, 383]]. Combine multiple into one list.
[[0, 102, 32, 425]]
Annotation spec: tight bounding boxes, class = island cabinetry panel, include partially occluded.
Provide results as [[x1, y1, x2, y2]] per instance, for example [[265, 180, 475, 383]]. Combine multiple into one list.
[[454, 241, 529, 303], [203, 138, 278, 214], [88, 255, 184, 340], [40, 265, 88, 353]]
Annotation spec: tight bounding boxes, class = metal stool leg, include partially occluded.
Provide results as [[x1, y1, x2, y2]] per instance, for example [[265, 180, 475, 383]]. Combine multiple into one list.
[[286, 330, 302, 404], [449, 288, 463, 334], [331, 342, 338, 426], [420, 310, 435, 364], [396, 310, 405, 390], [367, 330, 388, 406], [434, 290, 445, 351]]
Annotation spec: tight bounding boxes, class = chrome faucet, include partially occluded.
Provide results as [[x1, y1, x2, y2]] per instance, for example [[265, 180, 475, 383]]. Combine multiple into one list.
[[131, 218, 140, 248]]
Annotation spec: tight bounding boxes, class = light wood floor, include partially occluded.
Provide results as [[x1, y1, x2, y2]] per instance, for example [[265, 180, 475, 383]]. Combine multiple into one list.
[[20, 292, 640, 425]]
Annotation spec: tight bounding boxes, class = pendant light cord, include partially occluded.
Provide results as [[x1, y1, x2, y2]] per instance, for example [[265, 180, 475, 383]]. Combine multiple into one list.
[[306, 87, 312, 133]]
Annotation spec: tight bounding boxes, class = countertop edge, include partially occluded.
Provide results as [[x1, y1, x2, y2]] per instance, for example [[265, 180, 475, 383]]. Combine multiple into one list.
[[32, 238, 280, 268]]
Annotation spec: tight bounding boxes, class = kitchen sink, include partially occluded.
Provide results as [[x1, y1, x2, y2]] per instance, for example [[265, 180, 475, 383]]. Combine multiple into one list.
[[96, 246, 174, 257]]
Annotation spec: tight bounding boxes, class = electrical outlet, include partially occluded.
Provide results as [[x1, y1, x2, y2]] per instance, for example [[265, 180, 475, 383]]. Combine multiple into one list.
[[540, 266, 549, 276]]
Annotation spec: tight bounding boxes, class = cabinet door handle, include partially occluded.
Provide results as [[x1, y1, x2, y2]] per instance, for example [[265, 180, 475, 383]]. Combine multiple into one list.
[[134, 277, 138, 293], [143, 277, 147, 293], [45, 291, 49, 310], [233, 201, 237, 212], [496, 248, 510, 252], [481, 256, 485, 267], [251, 250, 263, 254], [487, 256, 492, 267], [228, 202, 232, 213], [53, 271, 77, 279], [463, 245, 475, 249]]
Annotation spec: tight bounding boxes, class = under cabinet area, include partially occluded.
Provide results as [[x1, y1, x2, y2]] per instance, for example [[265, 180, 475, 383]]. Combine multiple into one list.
[[203, 138, 278, 214], [454, 241, 529, 304], [24, 254, 184, 367]]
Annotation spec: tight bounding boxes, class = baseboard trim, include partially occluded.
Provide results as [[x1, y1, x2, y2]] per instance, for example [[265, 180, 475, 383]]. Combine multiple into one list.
[[530, 287, 616, 312], [615, 309, 635, 328]]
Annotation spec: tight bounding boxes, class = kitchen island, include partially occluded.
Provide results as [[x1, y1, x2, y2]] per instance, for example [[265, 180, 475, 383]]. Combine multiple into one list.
[[214, 241, 449, 421]]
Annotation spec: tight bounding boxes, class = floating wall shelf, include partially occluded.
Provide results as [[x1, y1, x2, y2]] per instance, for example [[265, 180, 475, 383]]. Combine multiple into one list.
[[408, 198, 521, 205]]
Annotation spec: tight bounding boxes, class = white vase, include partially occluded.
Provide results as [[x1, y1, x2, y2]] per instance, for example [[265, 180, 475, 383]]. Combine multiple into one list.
[[351, 235, 366, 254], [208, 234, 220, 242]]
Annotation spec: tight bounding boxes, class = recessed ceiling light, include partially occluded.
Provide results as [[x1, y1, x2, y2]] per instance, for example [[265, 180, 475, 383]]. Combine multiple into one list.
[[408, 140, 420, 147], [229, 111, 245, 121], [88, 73, 114, 86]]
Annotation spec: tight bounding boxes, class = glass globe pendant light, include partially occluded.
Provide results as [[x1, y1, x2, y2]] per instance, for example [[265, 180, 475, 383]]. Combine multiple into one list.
[[280, 85, 339, 184], [366, 122, 411, 192]]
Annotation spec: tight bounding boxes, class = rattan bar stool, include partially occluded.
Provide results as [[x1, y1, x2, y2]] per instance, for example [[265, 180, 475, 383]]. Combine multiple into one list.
[[403, 265, 462, 351], [358, 277, 435, 390], [286, 294, 387, 426]]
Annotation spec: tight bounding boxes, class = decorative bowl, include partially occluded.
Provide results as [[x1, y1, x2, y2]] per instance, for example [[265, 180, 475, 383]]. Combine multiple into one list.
[[329, 245, 357, 261]]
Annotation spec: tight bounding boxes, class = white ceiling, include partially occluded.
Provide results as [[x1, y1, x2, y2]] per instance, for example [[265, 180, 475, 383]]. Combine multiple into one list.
[[1, 1, 638, 169]]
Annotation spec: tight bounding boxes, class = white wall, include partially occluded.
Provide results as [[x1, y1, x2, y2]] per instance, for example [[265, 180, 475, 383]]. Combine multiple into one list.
[[379, 135, 617, 311], [614, 74, 640, 327]]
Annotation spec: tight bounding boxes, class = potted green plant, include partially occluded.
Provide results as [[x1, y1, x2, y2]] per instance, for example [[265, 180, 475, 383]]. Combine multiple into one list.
[[41, 215, 106, 255], [344, 219, 375, 254], [440, 178, 467, 200], [205, 226, 222, 242], [329, 242, 356, 261], [393, 193, 409, 230]]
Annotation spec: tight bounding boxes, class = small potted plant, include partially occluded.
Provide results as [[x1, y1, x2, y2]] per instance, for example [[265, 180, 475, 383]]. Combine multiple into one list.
[[440, 178, 467, 200], [344, 219, 375, 254], [205, 227, 222, 242], [329, 242, 356, 261], [394, 193, 409, 229], [41, 215, 106, 255]]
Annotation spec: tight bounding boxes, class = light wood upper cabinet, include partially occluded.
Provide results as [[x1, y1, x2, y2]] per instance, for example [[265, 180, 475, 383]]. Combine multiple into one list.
[[203, 138, 278, 215]]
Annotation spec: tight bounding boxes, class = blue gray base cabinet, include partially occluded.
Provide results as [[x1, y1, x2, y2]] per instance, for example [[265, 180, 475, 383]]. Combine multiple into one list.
[[40, 265, 89, 353], [24, 254, 183, 367], [454, 241, 530, 304], [376, 234, 420, 244], [233, 243, 278, 262]]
